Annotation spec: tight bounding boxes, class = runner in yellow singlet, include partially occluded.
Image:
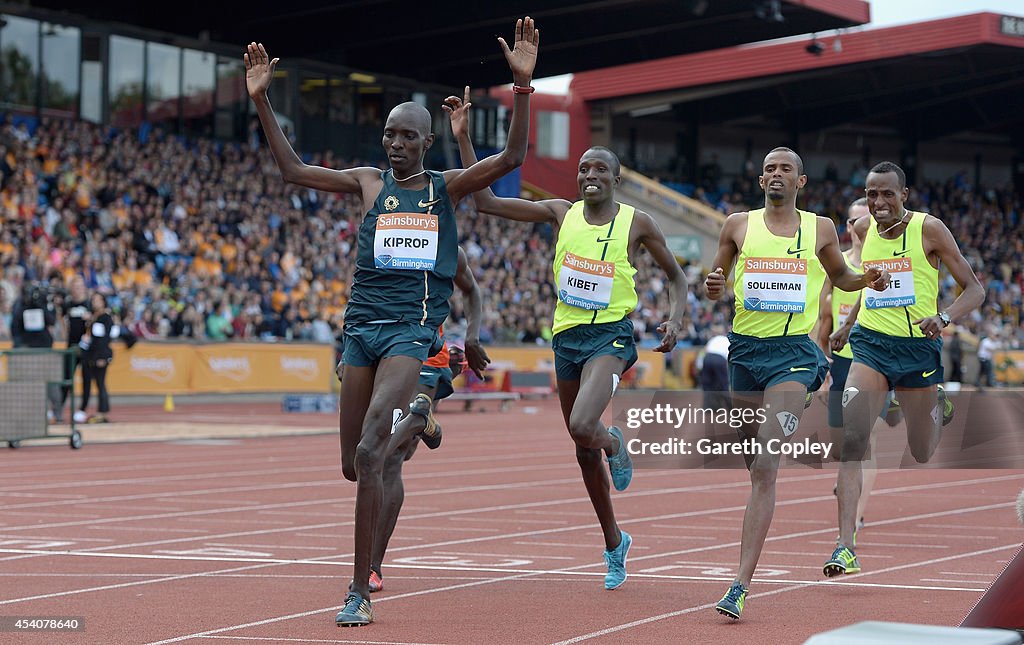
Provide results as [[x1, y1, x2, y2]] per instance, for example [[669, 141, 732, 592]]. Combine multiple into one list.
[[704, 147, 888, 620], [447, 89, 688, 592], [817, 197, 903, 544], [825, 162, 984, 578]]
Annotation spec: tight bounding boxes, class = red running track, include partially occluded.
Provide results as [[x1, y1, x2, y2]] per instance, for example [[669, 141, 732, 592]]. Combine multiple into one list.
[[0, 397, 1022, 644]]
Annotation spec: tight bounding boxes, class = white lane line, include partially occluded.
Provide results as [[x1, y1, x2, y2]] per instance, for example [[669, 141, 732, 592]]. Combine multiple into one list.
[[547, 542, 1017, 645], [0, 498, 1013, 606]]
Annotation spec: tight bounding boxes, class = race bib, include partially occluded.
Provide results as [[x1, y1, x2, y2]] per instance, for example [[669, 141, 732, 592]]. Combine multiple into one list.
[[863, 257, 915, 309], [373, 213, 439, 271], [837, 302, 853, 329], [741, 257, 807, 313], [22, 308, 44, 331], [558, 252, 614, 310]]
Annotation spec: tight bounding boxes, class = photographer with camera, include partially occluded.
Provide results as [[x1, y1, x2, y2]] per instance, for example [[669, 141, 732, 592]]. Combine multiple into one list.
[[11, 281, 62, 422], [11, 282, 57, 349]]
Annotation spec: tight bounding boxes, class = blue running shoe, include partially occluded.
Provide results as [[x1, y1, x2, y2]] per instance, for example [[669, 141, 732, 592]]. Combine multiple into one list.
[[606, 426, 633, 491], [603, 530, 632, 590], [335, 591, 373, 627], [715, 581, 748, 620], [823, 545, 861, 577]]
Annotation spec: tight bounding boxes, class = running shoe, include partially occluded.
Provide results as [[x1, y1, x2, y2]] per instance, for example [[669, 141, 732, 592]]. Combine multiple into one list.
[[603, 530, 632, 590], [335, 591, 373, 627], [937, 384, 954, 426], [715, 581, 748, 620], [368, 569, 383, 593], [823, 545, 861, 577], [409, 393, 442, 449], [606, 426, 633, 491]]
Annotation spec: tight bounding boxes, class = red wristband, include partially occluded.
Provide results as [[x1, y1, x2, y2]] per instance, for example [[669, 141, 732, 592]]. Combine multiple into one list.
[[512, 85, 535, 94]]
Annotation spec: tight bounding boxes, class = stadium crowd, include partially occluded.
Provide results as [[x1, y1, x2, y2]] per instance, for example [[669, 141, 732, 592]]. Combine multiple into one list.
[[0, 116, 1019, 361]]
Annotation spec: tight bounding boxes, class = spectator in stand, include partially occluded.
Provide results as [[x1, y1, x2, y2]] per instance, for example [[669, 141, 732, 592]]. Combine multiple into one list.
[[206, 300, 234, 341]]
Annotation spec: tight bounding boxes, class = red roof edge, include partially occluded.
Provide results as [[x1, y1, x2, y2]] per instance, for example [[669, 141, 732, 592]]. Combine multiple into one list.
[[569, 12, 1022, 102]]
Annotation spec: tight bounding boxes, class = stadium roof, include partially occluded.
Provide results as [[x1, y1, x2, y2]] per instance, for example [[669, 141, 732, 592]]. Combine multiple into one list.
[[23, 0, 869, 88], [571, 12, 1024, 141]]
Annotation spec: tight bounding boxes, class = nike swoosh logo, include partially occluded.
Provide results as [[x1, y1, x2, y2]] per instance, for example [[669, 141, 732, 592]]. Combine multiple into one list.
[[786, 247, 806, 255], [596, 237, 615, 243], [892, 250, 909, 257], [612, 340, 625, 348], [412, 341, 425, 346], [922, 369, 937, 378], [418, 198, 442, 208], [789, 367, 810, 372]]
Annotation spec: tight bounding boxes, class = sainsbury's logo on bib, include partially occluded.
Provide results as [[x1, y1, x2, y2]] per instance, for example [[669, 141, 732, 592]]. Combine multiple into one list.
[[563, 252, 614, 277], [744, 257, 807, 273], [376, 213, 438, 230]]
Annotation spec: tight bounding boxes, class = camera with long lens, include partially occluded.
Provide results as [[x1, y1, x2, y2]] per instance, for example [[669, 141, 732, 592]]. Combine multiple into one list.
[[23, 282, 50, 309]]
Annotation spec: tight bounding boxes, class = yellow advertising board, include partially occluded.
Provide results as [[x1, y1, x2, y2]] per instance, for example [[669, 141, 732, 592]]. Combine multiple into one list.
[[191, 343, 332, 393], [995, 351, 1024, 385], [105, 343, 192, 394]]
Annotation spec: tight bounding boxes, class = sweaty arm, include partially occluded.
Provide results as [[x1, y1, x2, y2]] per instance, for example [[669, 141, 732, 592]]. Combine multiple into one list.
[[922, 217, 985, 325], [635, 211, 689, 353], [245, 43, 374, 195], [704, 212, 745, 301], [816, 285, 833, 353], [453, 248, 490, 378], [445, 18, 539, 204], [445, 88, 566, 225], [818, 218, 886, 292]]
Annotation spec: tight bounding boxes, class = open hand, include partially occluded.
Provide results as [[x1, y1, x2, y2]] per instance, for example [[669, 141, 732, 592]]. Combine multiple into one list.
[[500, 17, 539, 84], [244, 42, 279, 99], [443, 86, 472, 139]]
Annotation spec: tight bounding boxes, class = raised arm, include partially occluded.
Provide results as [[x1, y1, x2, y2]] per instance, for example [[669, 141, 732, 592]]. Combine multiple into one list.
[[635, 211, 689, 352], [453, 247, 490, 378], [704, 212, 745, 301], [914, 216, 985, 337], [817, 217, 887, 292], [244, 43, 376, 194], [445, 86, 566, 225], [444, 17, 540, 204]]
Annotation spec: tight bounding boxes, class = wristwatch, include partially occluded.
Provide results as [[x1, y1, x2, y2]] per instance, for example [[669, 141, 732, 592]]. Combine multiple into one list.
[[938, 311, 951, 328]]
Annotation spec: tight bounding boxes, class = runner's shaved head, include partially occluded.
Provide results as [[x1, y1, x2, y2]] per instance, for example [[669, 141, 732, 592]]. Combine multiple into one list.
[[387, 102, 433, 137]]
